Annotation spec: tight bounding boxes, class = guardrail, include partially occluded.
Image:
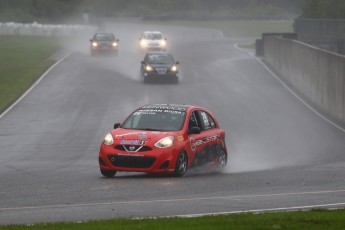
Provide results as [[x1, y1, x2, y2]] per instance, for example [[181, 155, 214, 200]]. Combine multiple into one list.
[[0, 22, 97, 36]]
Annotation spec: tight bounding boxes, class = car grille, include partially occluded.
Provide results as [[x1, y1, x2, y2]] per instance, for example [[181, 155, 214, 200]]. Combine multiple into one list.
[[108, 155, 155, 168], [114, 145, 152, 152], [156, 68, 167, 74], [99, 42, 111, 48]]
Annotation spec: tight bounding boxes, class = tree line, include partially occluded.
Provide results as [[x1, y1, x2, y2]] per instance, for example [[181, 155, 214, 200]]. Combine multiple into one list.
[[301, 0, 345, 19], [0, 0, 343, 23]]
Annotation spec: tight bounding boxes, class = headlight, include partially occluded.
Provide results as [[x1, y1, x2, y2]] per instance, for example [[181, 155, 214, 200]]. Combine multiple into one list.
[[171, 65, 177, 72], [160, 40, 166, 47], [145, 65, 153, 71], [103, 133, 114, 145], [112, 42, 118, 47], [154, 136, 174, 148], [92, 42, 98, 47], [140, 40, 147, 47]]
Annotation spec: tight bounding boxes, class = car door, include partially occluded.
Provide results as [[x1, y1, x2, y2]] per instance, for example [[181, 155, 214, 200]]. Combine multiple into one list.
[[187, 110, 213, 166], [190, 109, 223, 166]]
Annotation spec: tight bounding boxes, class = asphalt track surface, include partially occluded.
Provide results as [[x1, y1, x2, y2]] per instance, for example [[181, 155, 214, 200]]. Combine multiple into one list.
[[1, 22, 345, 225]]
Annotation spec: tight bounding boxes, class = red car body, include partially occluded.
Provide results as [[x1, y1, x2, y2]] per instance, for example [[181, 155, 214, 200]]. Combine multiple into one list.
[[98, 104, 228, 177]]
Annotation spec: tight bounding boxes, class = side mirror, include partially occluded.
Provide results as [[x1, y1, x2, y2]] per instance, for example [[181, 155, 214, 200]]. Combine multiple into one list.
[[175, 61, 180, 65], [190, 127, 201, 134], [116, 39, 120, 42], [89, 39, 93, 42], [164, 37, 167, 40], [141, 61, 145, 65], [114, 123, 121, 129]]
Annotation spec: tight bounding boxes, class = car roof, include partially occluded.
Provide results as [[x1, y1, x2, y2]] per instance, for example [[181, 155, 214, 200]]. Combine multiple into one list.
[[146, 51, 173, 55], [94, 32, 114, 35], [143, 31, 162, 34]]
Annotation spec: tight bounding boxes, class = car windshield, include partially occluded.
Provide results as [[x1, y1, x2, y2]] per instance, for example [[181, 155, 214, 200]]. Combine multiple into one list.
[[121, 108, 186, 131], [95, 34, 115, 41], [143, 33, 163, 40], [147, 54, 174, 64]]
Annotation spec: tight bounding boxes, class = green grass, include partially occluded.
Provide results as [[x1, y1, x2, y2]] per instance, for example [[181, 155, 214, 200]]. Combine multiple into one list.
[[1, 209, 345, 229], [0, 35, 60, 114], [144, 19, 294, 38]]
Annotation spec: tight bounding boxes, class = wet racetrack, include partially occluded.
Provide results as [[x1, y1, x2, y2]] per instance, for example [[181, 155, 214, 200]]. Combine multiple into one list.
[[0, 22, 345, 225]]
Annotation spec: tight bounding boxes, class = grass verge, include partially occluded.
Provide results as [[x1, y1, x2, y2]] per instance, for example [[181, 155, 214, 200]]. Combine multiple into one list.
[[1, 209, 345, 229], [0, 35, 60, 115]]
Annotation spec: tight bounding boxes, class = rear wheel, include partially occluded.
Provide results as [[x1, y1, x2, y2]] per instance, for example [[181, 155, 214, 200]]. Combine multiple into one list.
[[174, 152, 188, 177], [100, 169, 117, 178], [216, 147, 227, 171]]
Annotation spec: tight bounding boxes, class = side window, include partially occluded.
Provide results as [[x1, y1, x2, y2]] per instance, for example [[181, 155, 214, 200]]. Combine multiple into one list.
[[188, 111, 199, 131], [199, 111, 216, 130]]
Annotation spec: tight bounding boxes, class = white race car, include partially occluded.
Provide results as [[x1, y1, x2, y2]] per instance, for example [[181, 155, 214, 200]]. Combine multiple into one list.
[[139, 31, 167, 51]]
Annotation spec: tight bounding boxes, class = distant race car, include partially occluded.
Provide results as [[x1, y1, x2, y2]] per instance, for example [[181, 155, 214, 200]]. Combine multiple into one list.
[[98, 104, 228, 177], [139, 31, 167, 51], [89, 32, 119, 55], [140, 51, 179, 84]]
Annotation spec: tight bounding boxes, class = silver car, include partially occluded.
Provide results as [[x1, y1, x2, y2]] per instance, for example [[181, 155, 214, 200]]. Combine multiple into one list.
[[139, 31, 167, 51]]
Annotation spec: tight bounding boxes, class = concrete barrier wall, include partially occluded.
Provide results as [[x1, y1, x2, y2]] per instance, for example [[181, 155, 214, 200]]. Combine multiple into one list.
[[264, 36, 345, 124]]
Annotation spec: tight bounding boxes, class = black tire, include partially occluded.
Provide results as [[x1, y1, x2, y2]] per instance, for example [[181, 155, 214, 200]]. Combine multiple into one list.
[[216, 147, 227, 171], [143, 77, 149, 84], [174, 152, 188, 177], [100, 169, 117, 178]]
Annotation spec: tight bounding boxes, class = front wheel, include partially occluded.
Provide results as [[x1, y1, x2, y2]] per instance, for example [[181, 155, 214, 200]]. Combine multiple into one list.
[[100, 169, 117, 178], [174, 152, 188, 177]]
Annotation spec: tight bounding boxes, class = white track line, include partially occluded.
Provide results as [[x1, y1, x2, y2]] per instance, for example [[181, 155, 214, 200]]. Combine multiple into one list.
[[234, 43, 345, 133], [174, 202, 345, 218], [1, 189, 345, 212], [0, 54, 71, 120]]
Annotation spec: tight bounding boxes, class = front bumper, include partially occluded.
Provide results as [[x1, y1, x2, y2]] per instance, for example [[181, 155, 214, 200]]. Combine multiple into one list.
[[143, 72, 178, 79], [91, 47, 118, 53], [99, 144, 179, 174]]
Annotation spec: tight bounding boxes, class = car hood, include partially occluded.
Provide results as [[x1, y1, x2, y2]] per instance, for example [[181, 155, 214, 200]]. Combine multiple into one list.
[[111, 128, 178, 141], [144, 39, 163, 43]]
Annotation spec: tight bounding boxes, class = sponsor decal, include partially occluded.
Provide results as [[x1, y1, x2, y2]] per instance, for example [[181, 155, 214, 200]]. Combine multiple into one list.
[[138, 133, 147, 139], [190, 134, 220, 151], [134, 109, 185, 115], [120, 139, 145, 145], [177, 135, 184, 141], [141, 105, 186, 111], [190, 137, 196, 151]]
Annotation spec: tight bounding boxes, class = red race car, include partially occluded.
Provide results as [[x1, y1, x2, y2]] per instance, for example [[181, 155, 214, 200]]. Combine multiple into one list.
[[98, 104, 228, 177]]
